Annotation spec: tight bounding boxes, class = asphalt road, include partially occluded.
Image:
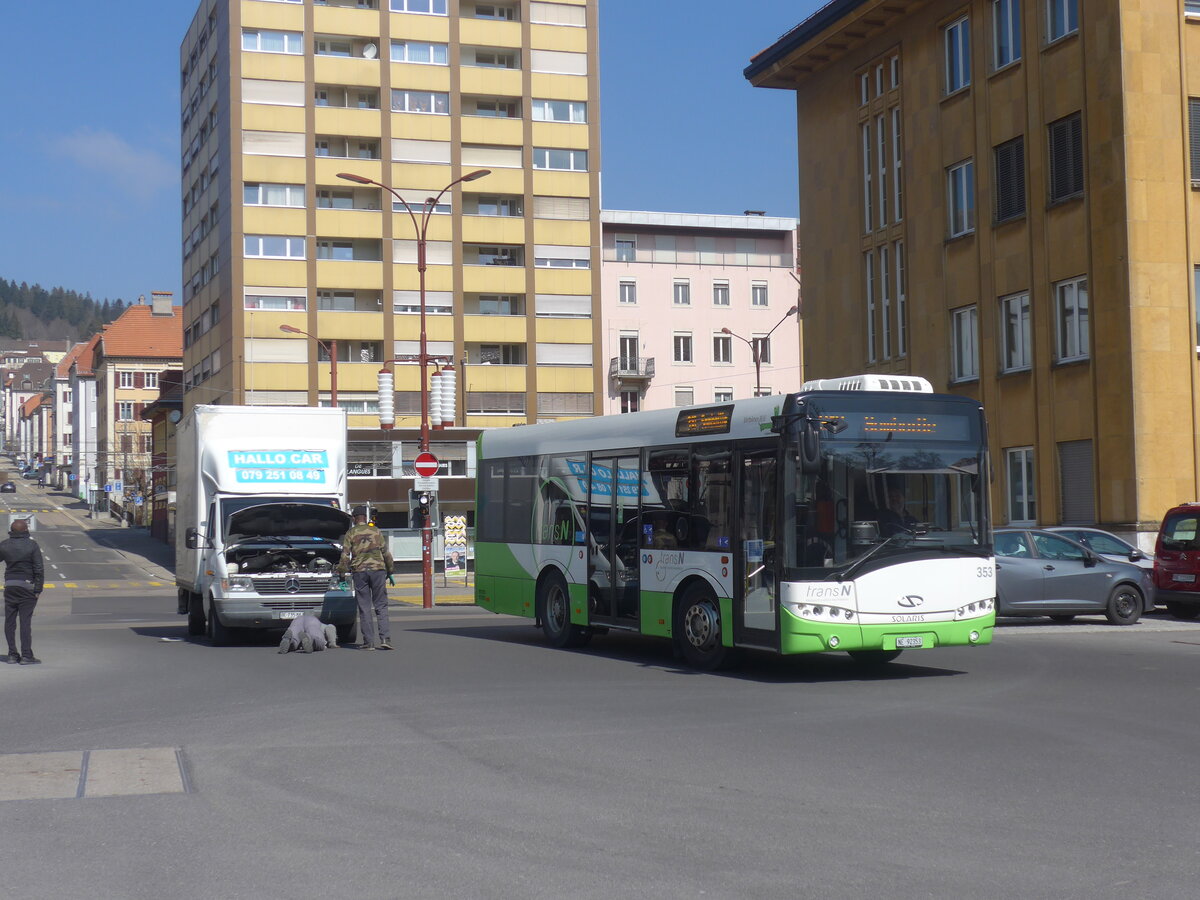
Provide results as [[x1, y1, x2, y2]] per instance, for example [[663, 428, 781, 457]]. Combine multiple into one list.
[[1, 478, 1198, 899]]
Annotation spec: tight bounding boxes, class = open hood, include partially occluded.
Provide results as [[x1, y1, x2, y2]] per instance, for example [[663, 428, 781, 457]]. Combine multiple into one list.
[[226, 502, 352, 542]]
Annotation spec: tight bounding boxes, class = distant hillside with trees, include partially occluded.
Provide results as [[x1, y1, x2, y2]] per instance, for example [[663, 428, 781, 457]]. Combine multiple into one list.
[[0, 278, 126, 341]]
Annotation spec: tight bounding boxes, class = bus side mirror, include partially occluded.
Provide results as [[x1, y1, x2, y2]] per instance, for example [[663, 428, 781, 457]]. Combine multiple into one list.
[[799, 419, 821, 474]]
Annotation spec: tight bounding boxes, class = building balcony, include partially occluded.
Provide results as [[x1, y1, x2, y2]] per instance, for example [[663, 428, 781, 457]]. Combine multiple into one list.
[[609, 357, 655, 382]]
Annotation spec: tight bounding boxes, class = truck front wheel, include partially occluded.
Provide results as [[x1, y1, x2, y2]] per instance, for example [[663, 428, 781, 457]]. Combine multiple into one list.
[[186, 592, 206, 637], [207, 598, 232, 646]]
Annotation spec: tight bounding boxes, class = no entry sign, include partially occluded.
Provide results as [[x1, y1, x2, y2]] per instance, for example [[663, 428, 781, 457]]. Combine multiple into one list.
[[413, 452, 440, 477]]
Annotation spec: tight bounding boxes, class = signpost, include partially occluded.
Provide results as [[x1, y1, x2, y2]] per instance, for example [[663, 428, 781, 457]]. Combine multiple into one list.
[[413, 452, 439, 477]]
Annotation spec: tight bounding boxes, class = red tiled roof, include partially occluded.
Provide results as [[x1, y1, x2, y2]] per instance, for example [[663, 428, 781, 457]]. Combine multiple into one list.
[[21, 394, 43, 417], [99, 304, 183, 360], [55, 342, 89, 379], [73, 334, 101, 377]]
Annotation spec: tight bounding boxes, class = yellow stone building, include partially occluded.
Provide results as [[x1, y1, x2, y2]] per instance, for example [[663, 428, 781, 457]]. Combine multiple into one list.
[[179, 0, 600, 429], [747, 0, 1200, 540]]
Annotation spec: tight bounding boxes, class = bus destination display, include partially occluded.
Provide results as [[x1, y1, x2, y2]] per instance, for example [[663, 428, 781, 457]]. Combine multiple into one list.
[[676, 405, 733, 437], [823, 412, 971, 442]]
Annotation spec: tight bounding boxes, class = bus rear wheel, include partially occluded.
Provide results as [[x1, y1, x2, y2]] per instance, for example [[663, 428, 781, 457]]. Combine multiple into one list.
[[538, 572, 590, 649], [847, 649, 902, 666], [675, 583, 729, 671]]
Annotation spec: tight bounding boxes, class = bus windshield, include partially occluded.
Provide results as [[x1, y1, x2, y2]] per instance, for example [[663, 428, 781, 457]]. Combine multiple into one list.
[[785, 438, 989, 579]]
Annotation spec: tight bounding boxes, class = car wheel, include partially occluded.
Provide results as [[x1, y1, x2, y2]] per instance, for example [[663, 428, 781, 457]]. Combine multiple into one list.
[[538, 571, 590, 649], [675, 582, 728, 670], [847, 649, 903, 666], [1105, 585, 1143, 626], [1165, 602, 1200, 621], [1048, 615, 1076, 623]]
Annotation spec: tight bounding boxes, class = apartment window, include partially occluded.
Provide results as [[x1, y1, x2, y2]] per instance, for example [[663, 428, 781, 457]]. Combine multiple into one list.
[[1000, 292, 1031, 372], [877, 113, 888, 228], [614, 238, 636, 261], [391, 90, 449, 114], [1188, 1, 1200, 18], [390, 40, 448, 64], [865, 250, 877, 363], [618, 280, 637, 304], [861, 122, 873, 232], [620, 391, 640, 414], [470, 48, 519, 69], [244, 235, 305, 258], [673, 334, 693, 364], [951, 305, 979, 382], [994, 136, 1026, 222], [892, 108, 903, 221], [947, 159, 975, 238], [1194, 266, 1200, 347], [118, 371, 135, 389], [1048, 113, 1084, 202], [860, 73, 869, 106], [475, 195, 522, 217], [754, 386, 773, 398], [242, 29, 303, 54], [714, 388, 733, 403], [1047, 0, 1078, 43], [945, 16, 971, 93], [1006, 447, 1036, 523], [1055, 276, 1089, 362], [617, 334, 639, 371], [880, 246, 892, 360], [1189, 98, 1200, 184], [713, 334, 732, 364], [673, 280, 691, 306], [890, 55, 900, 88], [752, 336, 771, 365], [530, 99, 587, 123], [751, 281, 768, 308], [118, 402, 135, 421], [712, 281, 730, 306], [532, 148, 587, 171], [993, 0, 1021, 68], [244, 183, 305, 207], [471, 98, 518, 118], [895, 240, 907, 357], [474, 3, 516, 19], [143, 435, 154, 454], [245, 294, 306, 311], [674, 388, 694, 408], [390, 0, 448, 14]]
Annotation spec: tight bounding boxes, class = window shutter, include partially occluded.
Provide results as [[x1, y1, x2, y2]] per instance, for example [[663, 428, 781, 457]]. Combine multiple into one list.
[[134, 403, 145, 419], [993, 137, 1025, 222], [242, 78, 305, 106], [1049, 113, 1083, 202], [460, 145, 523, 168], [115, 402, 122, 420], [135, 372, 145, 389], [1058, 440, 1095, 524], [533, 195, 590, 220], [243, 130, 304, 157], [1190, 98, 1200, 184]]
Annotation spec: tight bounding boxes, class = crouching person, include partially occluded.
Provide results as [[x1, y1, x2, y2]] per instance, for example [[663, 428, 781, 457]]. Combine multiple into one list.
[[278, 614, 339, 654]]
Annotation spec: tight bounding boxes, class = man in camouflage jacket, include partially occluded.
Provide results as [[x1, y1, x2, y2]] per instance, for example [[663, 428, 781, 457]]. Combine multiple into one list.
[[337, 508, 394, 650]]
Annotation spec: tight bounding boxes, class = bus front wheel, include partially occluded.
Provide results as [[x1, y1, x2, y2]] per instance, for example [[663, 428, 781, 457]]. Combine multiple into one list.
[[675, 583, 729, 670], [538, 572, 590, 649]]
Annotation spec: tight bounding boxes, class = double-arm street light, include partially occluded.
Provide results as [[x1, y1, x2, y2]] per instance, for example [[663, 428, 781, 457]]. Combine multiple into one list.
[[721, 305, 799, 397], [337, 168, 490, 610], [279, 324, 337, 407]]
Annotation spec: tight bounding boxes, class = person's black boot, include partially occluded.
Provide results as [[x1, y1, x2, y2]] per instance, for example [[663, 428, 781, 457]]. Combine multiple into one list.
[[18, 656, 41, 665]]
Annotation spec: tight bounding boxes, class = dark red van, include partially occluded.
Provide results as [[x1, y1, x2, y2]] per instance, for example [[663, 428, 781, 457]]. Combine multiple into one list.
[[1154, 503, 1200, 619]]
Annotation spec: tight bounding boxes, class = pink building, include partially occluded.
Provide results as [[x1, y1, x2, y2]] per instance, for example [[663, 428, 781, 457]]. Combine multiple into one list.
[[600, 210, 800, 413]]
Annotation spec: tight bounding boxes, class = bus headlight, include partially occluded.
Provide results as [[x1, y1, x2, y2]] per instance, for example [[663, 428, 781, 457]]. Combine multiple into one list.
[[223, 576, 255, 593], [955, 598, 994, 620], [793, 604, 858, 623]]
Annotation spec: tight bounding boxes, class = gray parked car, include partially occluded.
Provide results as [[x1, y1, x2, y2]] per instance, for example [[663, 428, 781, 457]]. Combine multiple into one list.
[[994, 527, 1154, 625]]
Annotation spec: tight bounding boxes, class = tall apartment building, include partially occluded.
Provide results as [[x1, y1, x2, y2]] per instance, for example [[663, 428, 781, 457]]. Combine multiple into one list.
[[600, 210, 800, 413], [179, 0, 601, 442], [747, 0, 1200, 540]]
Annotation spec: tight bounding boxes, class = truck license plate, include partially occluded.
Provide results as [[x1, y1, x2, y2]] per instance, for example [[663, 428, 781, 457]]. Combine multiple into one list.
[[279, 611, 302, 620], [895, 635, 924, 648]]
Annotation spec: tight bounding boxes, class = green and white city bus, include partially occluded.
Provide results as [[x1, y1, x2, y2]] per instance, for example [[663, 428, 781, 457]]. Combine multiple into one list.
[[474, 375, 995, 668]]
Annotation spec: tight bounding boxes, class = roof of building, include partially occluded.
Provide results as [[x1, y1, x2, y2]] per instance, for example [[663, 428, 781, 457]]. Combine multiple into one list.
[[600, 209, 797, 232], [0, 339, 72, 353], [71, 334, 101, 378], [20, 394, 43, 417], [743, 0, 884, 87], [98, 303, 183, 361], [55, 342, 89, 379], [6, 362, 55, 392]]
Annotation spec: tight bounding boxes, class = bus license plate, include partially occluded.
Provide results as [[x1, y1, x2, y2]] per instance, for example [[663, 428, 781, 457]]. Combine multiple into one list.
[[279, 611, 302, 620], [895, 636, 924, 648]]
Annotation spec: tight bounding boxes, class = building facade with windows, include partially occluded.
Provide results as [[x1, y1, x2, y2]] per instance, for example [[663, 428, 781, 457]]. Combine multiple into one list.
[[179, 0, 601, 516], [747, 0, 1200, 540], [600, 210, 800, 413]]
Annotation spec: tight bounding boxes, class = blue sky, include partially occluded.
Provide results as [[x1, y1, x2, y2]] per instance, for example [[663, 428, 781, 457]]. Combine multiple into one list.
[[0, 1, 821, 304]]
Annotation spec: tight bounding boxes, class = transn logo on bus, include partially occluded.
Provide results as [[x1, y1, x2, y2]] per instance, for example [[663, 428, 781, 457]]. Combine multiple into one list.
[[802, 584, 853, 600]]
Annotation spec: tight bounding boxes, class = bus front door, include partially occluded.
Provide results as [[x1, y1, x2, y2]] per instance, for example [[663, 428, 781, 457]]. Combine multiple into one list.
[[587, 454, 640, 626], [734, 447, 779, 648]]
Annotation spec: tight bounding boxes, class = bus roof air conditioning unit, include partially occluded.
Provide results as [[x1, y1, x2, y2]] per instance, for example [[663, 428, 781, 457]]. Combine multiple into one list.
[[800, 374, 934, 393]]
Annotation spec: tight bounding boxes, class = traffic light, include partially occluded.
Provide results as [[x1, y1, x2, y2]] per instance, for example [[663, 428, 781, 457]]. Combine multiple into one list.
[[408, 489, 437, 528]]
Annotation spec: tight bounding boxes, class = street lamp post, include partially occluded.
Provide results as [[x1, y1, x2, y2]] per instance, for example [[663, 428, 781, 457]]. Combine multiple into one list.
[[721, 305, 799, 397], [337, 168, 490, 610], [279, 324, 338, 407]]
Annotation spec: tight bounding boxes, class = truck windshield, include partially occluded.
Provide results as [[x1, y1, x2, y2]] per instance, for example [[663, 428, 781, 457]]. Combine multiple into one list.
[[784, 441, 989, 580]]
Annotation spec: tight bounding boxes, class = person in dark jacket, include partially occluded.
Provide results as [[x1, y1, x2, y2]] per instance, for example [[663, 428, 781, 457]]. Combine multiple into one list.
[[2, 518, 44, 665]]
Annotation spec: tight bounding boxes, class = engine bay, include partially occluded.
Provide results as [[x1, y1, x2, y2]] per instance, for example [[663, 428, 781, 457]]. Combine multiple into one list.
[[227, 543, 341, 575]]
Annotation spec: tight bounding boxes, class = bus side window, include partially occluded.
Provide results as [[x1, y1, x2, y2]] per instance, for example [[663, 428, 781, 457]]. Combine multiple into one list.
[[692, 447, 731, 550]]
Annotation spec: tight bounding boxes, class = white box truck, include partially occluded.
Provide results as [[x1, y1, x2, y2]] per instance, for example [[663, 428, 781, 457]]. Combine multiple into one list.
[[175, 405, 356, 645]]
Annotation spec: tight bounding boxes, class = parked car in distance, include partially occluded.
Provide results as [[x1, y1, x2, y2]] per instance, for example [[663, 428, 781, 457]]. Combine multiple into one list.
[[0, 481, 15, 493], [1153, 503, 1200, 620], [1045, 527, 1154, 569], [20, 469, 39, 479], [994, 527, 1154, 625]]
